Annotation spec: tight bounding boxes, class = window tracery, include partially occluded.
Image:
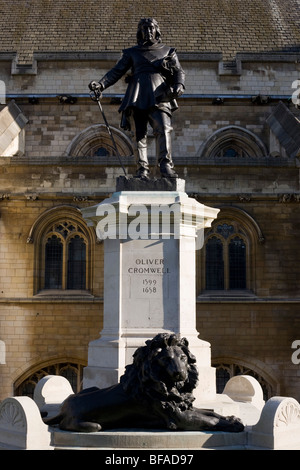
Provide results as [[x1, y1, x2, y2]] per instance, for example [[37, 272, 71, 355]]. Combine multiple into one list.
[[15, 362, 84, 398], [42, 219, 88, 291], [214, 362, 273, 400]]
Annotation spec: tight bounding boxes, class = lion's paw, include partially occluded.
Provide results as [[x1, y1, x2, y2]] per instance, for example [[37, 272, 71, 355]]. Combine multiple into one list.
[[167, 421, 178, 430], [76, 421, 102, 433]]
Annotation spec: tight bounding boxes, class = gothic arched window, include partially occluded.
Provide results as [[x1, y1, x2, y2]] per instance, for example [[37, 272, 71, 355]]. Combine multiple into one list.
[[198, 207, 264, 295], [42, 221, 88, 291], [205, 228, 247, 291], [65, 124, 133, 158], [198, 125, 268, 161], [27, 206, 96, 295]]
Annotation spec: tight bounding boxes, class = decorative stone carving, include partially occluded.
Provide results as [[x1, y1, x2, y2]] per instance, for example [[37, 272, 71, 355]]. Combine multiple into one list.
[[275, 399, 300, 427], [73, 195, 89, 202], [25, 193, 38, 200], [0, 396, 52, 450], [279, 193, 300, 203], [238, 194, 251, 202], [249, 396, 300, 449], [0, 400, 25, 430]]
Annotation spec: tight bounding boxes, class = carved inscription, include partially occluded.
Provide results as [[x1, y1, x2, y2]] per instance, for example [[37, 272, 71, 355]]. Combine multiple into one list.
[[128, 258, 170, 274], [128, 258, 169, 299]]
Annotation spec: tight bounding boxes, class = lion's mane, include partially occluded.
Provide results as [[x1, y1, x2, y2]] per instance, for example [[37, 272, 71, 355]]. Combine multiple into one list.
[[120, 333, 199, 412]]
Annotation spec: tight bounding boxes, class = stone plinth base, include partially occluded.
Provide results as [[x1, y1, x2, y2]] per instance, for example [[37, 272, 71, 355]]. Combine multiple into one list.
[[50, 427, 247, 450], [81, 190, 220, 402]]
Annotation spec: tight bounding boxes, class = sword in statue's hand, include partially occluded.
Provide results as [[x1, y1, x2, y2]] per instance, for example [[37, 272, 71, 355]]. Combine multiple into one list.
[[89, 81, 127, 177]]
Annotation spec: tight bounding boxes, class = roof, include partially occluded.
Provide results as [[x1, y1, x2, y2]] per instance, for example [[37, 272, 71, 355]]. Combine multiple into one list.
[[0, 0, 299, 63]]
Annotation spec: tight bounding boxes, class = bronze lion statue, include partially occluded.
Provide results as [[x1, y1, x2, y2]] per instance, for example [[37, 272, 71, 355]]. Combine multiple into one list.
[[43, 333, 244, 433]]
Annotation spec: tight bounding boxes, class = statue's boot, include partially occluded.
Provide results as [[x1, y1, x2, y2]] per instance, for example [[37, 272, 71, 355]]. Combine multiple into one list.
[[135, 136, 150, 179], [157, 130, 178, 178], [160, 162, 178, 178]]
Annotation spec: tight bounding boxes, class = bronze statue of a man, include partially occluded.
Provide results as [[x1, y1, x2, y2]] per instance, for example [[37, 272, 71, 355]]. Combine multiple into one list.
[[89, 18, 185, 179]]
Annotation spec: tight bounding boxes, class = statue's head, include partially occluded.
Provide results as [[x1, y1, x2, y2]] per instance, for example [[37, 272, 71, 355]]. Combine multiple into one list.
[[137, 18, 162, 45]]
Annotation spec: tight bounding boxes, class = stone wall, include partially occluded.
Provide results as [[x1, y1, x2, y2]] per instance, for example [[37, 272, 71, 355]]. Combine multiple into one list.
[[0, 49, 299, 403], [197, 302, 299, 401], [0, 156, 299, 401], [0, 302, 102, 400], [1, 55, 299, 162], [2, 58, 299, 96]]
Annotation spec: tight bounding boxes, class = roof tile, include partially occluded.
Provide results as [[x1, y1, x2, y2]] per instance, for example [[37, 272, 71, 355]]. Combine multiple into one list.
[[0, 0, 299, 63]]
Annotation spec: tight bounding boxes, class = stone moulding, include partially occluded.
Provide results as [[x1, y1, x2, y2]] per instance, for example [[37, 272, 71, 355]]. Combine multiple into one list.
[[4, 51, 300, 78]]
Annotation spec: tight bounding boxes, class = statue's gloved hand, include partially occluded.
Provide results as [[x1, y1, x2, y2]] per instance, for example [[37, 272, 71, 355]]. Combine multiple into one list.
[[88, 81, 104, 92], [172, 83, 184, 98]]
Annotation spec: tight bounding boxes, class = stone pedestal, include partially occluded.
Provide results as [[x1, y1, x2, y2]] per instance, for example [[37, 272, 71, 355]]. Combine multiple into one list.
[[81, 182, 219, 403]]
